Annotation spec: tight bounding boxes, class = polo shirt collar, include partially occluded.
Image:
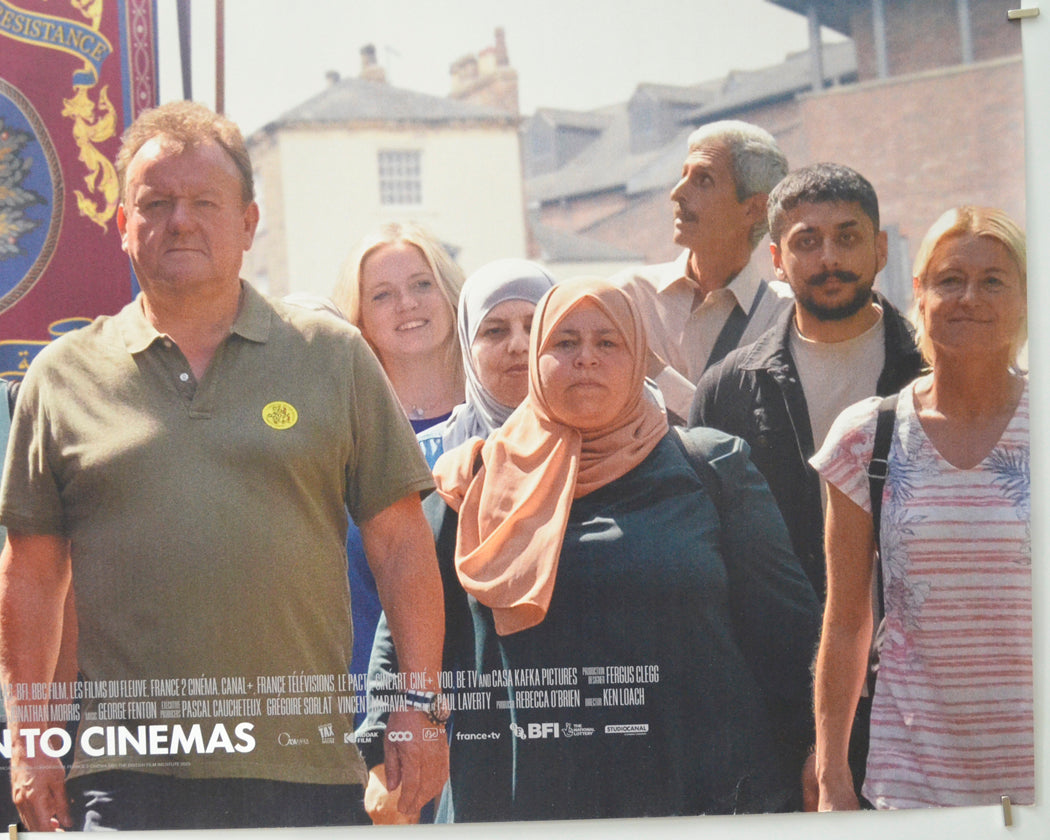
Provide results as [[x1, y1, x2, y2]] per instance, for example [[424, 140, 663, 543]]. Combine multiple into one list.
[[117, 280, 272, 354], [230, 281, 272, 343]]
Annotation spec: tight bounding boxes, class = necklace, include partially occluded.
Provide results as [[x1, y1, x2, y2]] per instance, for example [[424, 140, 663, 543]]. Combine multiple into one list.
[[405, 396, 446, 420], [396, 361, 459, 420]]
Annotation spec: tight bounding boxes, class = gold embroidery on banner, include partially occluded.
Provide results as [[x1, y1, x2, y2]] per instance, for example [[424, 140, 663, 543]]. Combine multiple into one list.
[[71, 0, 104, 31], [0, 1, 119, 230], [61, 83, 118, 230], [63, 0, 116, 230]]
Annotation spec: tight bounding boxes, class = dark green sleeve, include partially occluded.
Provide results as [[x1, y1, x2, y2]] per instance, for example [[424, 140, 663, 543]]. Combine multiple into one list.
[[344, 336, 434, 524], [702, 430, 822, 775]]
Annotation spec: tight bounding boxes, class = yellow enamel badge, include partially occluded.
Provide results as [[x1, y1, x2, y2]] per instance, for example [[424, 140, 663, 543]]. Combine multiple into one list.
[[262, 401, 298, 430]]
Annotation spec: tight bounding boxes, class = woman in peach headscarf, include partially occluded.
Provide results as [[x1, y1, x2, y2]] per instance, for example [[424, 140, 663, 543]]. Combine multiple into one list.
[[425, 277, 820, 822]]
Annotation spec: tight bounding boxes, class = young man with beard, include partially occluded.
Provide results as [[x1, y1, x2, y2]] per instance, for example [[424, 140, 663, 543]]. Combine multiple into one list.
[[690, 164, 922, 808], [690, 163, 923, 602]]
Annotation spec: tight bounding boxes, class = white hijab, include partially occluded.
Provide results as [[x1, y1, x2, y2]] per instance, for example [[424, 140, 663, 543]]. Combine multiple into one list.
[[442, 259, 555, 450]]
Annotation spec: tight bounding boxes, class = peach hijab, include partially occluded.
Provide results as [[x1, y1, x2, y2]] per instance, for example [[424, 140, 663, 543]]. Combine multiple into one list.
[[433, 277, 667, 635]]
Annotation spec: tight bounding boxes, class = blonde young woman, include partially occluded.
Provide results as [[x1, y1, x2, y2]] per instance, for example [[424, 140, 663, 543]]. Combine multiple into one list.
[[812, 207, 1031, 810], [334, 221, 466, 432], [326, 223, 464, 752], [359, 258, 555, 824]]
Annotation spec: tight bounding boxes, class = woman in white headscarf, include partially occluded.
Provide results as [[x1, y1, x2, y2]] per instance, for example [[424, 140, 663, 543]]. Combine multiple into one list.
[[416, 258, 556, 465]]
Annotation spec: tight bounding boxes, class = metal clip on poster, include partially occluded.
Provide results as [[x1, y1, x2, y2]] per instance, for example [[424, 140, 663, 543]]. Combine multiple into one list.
[[984, 13, 1032, 820]]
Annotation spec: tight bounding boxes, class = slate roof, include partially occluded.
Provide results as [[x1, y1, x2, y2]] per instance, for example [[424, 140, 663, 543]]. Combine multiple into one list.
[[526, 103, 672, 203], [630, 81, 718, 107], [688, 39, 857, 120], [253, 76, 516, 136], [530, 108, 614, 133], [525, 40, 856, 206], [531, 220, 645, 263]]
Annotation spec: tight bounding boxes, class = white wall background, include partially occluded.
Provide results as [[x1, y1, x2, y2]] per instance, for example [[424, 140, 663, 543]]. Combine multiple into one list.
[[257, 126, 528, 298]]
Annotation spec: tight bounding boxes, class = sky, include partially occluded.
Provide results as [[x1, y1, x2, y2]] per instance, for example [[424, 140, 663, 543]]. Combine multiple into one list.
[[155, 0, 844, 135]]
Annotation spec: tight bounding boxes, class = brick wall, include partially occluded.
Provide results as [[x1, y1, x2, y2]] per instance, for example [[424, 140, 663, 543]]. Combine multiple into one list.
[[791, 56, 1024, 265], [583, 190, 679, 265], [537, 189, 631, 233], [850, 0, 1019, 81]]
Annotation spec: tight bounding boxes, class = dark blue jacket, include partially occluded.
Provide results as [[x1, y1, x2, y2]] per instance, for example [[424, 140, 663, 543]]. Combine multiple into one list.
[[689, 295, 923, 599]]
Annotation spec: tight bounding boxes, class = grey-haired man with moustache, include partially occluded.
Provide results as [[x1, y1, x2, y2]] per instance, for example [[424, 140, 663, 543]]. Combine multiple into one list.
[[613, 119, 794, 421]]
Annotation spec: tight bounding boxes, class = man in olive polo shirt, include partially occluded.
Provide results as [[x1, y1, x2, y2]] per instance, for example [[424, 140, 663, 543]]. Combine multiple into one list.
[[0, 102, 448, 830]]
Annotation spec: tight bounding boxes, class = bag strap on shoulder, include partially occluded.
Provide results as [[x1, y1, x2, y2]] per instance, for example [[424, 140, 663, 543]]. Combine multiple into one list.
[[704, 280, 767, 372], [866, 393, 898, 642]]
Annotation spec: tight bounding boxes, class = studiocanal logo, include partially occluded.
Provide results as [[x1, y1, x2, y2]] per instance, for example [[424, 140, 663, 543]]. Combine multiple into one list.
[[604, 724, 649, 736]]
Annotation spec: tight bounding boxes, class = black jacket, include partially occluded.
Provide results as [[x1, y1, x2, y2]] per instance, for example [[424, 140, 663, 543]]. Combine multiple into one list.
[[689, 295, 924, 599]]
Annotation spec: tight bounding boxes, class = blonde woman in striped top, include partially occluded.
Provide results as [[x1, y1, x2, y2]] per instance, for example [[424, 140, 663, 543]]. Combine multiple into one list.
[[810, 206, 1031, 810]]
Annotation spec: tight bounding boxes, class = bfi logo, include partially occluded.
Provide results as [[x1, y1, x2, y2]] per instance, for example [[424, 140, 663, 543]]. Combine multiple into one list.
[[516, 718, 558, 739]]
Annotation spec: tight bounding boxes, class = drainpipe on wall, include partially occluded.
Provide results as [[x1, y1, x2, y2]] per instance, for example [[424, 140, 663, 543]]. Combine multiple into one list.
[[956, 0, 975, 64], [807, 3, 826, 90], [873, 0, 890, 79]]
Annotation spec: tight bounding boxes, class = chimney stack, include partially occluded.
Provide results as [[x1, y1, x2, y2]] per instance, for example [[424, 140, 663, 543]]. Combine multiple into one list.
[[494, 27, 508, 66], [360, 44, 386, 83], [448, 27, 518, 115]]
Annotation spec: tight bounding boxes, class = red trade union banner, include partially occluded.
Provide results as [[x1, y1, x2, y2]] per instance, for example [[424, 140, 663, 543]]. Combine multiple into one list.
[[0, 0, 157, 379]]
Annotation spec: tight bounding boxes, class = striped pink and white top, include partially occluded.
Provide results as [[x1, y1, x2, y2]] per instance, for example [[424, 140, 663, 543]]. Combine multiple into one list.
[[812, 377, 1032, 809]]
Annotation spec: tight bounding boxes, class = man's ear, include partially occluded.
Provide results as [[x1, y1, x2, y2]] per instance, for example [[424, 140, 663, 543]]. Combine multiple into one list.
[[116, 204, 129, 253], [770, 241, 787, 280], [242, 201, 260, 250], [875, 229, 889, 274], [745, 192, 769, 226]]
